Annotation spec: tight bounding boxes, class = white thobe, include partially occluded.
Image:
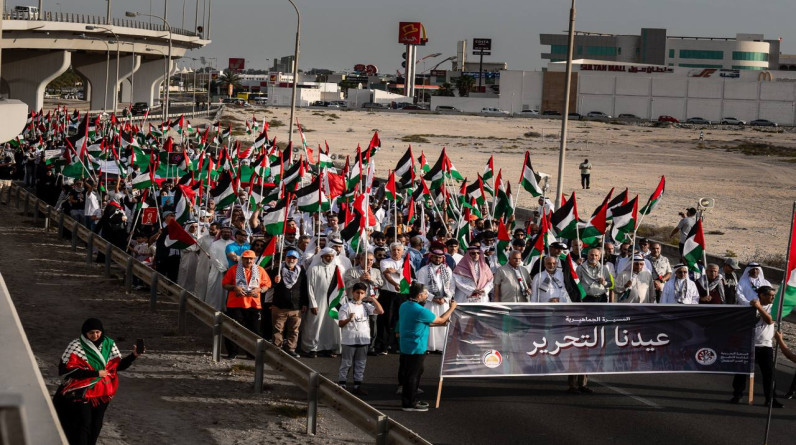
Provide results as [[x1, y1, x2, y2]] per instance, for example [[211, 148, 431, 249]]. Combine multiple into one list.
[[417, 264, 456, 351], [615, 269, 655, 303], [193, 234, 215, 301], [177, 242, 199, 290], [531, 270, 570, 302], [301, 262, 342, 353], [453, 264, 493, 303], [205, 238, 233, 311], [660, 278, 700, 304]]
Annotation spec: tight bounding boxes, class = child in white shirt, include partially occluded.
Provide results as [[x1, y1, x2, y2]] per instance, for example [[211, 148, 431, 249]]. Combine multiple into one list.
[[338, 282, 384, 395]]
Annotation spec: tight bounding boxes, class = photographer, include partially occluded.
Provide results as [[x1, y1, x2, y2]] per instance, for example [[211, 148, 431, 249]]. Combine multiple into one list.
[[670, 207, 697, 256]]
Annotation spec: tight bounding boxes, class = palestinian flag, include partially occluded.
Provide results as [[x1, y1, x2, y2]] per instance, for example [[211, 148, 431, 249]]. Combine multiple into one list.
[[496, 220, 512, 266], [418, 151, 430, 174], [295, 177, 329, 213], [257, 235, 278, 269], [327, 266, 346, 320], [562, 253, 587, 302], [210, 170, 238, 209], [164, 218, 198, 250], [173, 185, 191, 224], [466, 175, 487, 206], [519, 151, 546, 197], [340, 208, 368, 253], [385, 170, 398, 201], [581, 191, 610, 246], [640, 176, 666, 216], [252, 130, 268, 152], [606, 188, 629, 220], [441, 147, 464, 181], [456, 207, 472, 250], [493, 172, 515, 222], [169, 115, 184, 134], [406, 198, 416, 224], [551, 191, 579, 240], [482, 156, 495, 195], [131, 167, 154, 190], [366, 131, 381, 159], [682, 219, 706, 273], [610, 196, 638, 245], [261, 197, 289, 236], [424, 151, 446, 189], [773, 206, 796, 320], [398, 254, 413, 294], [394, 146, 415, 186]]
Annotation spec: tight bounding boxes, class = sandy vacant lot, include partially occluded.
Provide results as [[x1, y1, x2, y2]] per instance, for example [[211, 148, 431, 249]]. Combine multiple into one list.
[[223, 105, 796, 263]]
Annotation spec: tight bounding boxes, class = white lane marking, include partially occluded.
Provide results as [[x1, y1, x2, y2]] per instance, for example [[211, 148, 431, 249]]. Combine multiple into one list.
[[591, 378, 663, 409]]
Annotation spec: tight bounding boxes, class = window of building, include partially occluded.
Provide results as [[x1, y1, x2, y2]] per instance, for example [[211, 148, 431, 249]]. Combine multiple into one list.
[[669, 49, 675, 58], [679, 63, 723, 68], [585, 46, 617, 57], [618, 47, 622, 55], [732, 52, 768, 62], [732, 65, 766, 70], [679, 50, 724, 60], [551, 45, 568, 54]]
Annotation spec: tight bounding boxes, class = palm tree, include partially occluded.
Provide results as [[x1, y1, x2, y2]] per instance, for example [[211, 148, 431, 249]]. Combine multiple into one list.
[[436, 82, 455, 97], [217, 69, 242, 96], [454, 75, 476, 97]]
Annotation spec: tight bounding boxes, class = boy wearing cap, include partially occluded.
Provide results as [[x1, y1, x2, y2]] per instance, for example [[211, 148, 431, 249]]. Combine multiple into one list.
[[338, 282, 384, 395], [222, 250, 272, 359]]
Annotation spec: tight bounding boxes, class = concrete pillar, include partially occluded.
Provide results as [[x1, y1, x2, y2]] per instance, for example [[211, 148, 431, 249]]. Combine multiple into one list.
[[119, 79, 132, 104], [2, 50, 70, 111], [73, 53, 139, 112], [114, 55, 140, 110], [132, 57, 174, 107]]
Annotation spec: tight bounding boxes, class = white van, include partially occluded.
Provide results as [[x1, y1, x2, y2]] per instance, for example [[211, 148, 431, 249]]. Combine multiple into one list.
[[14, 6, 40, 20]]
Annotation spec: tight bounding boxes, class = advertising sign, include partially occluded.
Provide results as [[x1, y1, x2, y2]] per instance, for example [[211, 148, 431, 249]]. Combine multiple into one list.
[[441, 304, 755, 378], [399, 22, 423, 45], [228, 58, 245, 71], [473, 38, 492, 52]]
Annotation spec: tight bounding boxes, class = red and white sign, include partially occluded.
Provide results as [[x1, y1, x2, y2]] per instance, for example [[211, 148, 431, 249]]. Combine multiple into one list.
[[398, 22, 424, 45], [228, 58, 245, 71], [141, 207, 158, 225]]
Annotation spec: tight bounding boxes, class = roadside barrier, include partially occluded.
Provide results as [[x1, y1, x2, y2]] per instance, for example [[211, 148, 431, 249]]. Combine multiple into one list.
[[7, 183, 430, 445]]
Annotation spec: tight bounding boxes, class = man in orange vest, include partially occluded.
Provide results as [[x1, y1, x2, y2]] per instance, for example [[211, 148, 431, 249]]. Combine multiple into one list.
[[222, 249, 272, 359]]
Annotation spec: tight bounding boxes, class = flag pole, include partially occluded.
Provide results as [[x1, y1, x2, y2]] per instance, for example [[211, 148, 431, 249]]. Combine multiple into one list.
[[763, 200, 796, 445]]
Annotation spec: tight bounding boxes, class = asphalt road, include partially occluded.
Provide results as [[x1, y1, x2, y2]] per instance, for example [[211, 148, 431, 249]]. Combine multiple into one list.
[[298, 352, 796, 445]]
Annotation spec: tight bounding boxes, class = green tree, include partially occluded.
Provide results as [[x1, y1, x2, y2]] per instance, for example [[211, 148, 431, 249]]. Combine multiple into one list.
[[454, 75, 475, 97], [436, 82, 455, 97], [217, 69, 242, 95]]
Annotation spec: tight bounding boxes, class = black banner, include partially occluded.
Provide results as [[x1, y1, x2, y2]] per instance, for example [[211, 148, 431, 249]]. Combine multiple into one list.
[[440, 304, 756, 377]]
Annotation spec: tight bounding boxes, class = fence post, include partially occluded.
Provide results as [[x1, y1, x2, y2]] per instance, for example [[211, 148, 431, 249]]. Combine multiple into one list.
[[58, 212, 65, 238], [71, 221, 79, 251], [306, 371, 319, 435], [85, 232, 94, 264], [376, 415, 389, 445], [104, 243, 113, 277], [32, 200, 39, 224], [212, 312, 223, 362], [149, 273, 158, 311], [254, 339, 266, 393], [15, 187, 21, 209], [125, 257, 134, 293], [177, 290, 188, 334], [45, 206, 52, 231], [23, 194, 29, 216]]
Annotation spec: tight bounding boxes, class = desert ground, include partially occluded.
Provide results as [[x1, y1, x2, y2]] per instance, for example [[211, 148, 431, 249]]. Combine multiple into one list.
[[217, 105, 796, 265]]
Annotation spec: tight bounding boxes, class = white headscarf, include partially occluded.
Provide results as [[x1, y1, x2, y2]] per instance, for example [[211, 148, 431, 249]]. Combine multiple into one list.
[[737, 265, 770, 305], [309, 247, 337, 268]]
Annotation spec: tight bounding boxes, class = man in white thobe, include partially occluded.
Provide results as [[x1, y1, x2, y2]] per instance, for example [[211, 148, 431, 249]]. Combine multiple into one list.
[[615, 255, 656, 303], [531, 256, 570, 303], [205, 226, 233, 311], [301, 247, 343, 356], [177, 221, 200, 290], [193, 223, 220, 301], [416, 248, 456, 352], [660, 264, 700, 304]]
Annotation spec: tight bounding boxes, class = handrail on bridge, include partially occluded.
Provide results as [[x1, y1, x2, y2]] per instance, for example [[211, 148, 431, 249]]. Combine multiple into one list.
[[2, 10, 200, 38]]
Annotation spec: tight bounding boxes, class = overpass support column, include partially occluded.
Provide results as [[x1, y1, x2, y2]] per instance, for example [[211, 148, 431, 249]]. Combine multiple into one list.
[[72, 53, 114, 111], [114, 55, 141, 110], [2, 50, 70, 112], [132, 57, 173, 108]]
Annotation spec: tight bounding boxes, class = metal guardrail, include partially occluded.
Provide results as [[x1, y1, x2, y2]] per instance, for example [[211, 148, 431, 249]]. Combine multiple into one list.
[[6, 183, 430, 445], [2, 10, 199, 37]]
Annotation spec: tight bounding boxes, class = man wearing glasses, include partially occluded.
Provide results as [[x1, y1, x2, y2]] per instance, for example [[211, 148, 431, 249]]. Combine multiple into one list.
[[660, 264, 699, 304], [648, 242, 672, 303], [452, 244, 494, 303]]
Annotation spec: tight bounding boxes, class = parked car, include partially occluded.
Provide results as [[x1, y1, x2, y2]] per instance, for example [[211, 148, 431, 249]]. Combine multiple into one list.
[[436, 105, 462, 112], [131, 102, 149, 116], [222, 98, 237, 104], [361, 102, 385, 109], [520, 109, 539, 115], [311, 100, 330, 107], [568, 112, 582, 120], [721, 117, 745, 125], [685, 117, 710, 125], [327, 101, 346, 108], [658, 115, 679, 123], [542, 110, 561, 116], [617, 113, 641, 120], [401, 104, 429, 111], [253, 97, 269, 105], [586, 111, 611, 119], [481, 107, 510, 115], [749, 119, 777, 127]]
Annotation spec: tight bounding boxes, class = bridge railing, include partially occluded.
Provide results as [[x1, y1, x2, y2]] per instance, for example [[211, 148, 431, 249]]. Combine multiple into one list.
[[2, 10, 200, 38], [6, 183, 431, 445]]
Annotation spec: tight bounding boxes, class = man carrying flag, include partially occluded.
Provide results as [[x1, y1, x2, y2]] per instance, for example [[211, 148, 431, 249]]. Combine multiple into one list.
[[221, 250, 272, 359], [302, 247, 343, 358]]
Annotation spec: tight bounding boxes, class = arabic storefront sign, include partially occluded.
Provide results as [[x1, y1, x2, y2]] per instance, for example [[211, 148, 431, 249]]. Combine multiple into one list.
[[440, 304, 755, 378], [580, 64, 673, 74]]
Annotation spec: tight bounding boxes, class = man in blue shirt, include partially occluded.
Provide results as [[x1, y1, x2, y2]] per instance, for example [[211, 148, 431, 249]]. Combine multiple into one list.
[[398, 282, 458, 412], [225, 229, 251, 266]]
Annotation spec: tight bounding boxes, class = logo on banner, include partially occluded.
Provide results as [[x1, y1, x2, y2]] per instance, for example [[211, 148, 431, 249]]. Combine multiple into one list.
[[695, 348, 717, 365], [482, 350, 503, 368]]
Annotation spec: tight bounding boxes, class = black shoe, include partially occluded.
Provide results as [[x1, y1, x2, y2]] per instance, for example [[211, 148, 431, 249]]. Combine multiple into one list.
[[729, 396, 741, 404], [226, 352, 238, 360], [352, 386, 368, 396], [785, 391, 795, 400], [765, 400, 784, 408], [579, 386, 593, 393], [305, 351, 318, 358], [367, 349, 379, 356], [287, 350, 300, 358]]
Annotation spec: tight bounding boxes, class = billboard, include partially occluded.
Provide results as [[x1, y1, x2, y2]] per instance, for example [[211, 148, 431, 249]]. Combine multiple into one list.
[[399, 22, 427, 45], [441, 304, 755, 378], [228, 58, 245, 71], [473, 38, 492, 52]]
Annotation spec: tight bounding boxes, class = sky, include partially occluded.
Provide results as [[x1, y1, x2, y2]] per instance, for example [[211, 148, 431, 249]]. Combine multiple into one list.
[[20, 0, 796, 72]]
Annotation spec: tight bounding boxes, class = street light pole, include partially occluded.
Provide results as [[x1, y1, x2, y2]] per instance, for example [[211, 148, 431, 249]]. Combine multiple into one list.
[[287, 0, 301, 145], [87, 26, 121, 112], [554, 0, 576, 210], [127, 11, 173, 121]]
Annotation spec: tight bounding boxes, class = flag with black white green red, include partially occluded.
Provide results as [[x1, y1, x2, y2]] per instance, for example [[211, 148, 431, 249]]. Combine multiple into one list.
[[640, 176, 666, 216], [163, 218, 198, 250], [551, 191, 580, 241], [172, 185, 191, 224], [394, 146, 415, 186], [496, 219, 512, 266], [606, 188, 629, 220], [132, 167, 154, 190], [294, 176, 330, 213], [261, 197, 289, 236], [399, 254, 413, 294], [482, 155, 495, 195], [257, 235, 278, 269], [210, 170, 238, 209], [773, 204, 796, 320], [465, 174, 487, 206], [562, 253, 587, 302], [519, 151, 546, 197], [366, 131, 381, 159], [327, 266, 347, 319], [683, 219, 706, 273], [580, 190, 611, 246], [456, 207, 472, 251], [418, 151, 430, 174], [385, 170, 398, 201], [610, 196, 638, 245]]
